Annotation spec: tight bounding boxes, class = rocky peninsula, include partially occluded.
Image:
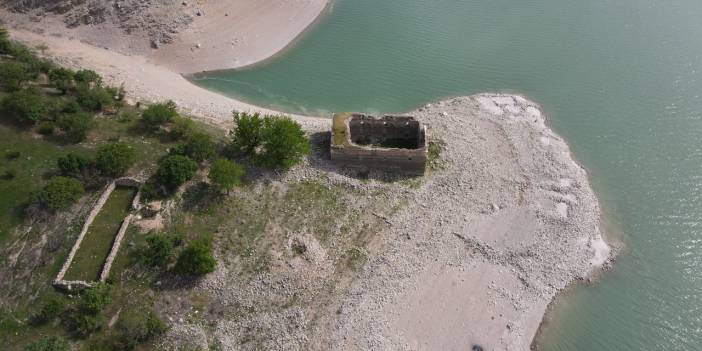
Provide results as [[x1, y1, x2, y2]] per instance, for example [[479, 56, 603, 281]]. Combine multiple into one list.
[[0, 2, 611, 349]]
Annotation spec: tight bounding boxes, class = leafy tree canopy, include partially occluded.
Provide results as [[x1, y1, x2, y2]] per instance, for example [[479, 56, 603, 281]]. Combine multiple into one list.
[[37, 176, 85, 211], [174, 237, 216, 276], [209, 158, 244, 193], [95, 142, 136, 177], [156, 155, 197, 189]]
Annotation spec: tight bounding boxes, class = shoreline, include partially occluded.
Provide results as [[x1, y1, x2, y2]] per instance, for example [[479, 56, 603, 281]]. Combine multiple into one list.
[[148, 0, 331, 74], [6, 26, 612, 351]]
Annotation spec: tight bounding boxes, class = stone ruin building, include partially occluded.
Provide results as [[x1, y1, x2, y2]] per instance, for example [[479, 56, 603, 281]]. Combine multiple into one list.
[[330, 112, 427, 175]]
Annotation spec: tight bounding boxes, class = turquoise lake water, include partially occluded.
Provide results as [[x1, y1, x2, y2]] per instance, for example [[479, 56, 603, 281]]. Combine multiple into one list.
[[191, 0, 702, 349]]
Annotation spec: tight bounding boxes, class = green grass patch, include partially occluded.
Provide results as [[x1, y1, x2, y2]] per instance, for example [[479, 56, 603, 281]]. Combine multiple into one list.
[[63, 186, 136, 281], [0, 124, 86, 242]]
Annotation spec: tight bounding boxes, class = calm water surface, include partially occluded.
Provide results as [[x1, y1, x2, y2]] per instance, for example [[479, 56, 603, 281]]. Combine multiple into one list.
[[191, 0, 702, 349]]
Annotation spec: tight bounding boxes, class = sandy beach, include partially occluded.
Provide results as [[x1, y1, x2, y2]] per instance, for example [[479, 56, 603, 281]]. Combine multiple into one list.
[[1, 3, 611, 349], [149, 0, 330, 73]]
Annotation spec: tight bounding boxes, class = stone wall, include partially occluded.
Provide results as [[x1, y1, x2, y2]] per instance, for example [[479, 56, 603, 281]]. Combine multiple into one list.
[[331, 113, 428, 175], [53, 178, 142, 291]]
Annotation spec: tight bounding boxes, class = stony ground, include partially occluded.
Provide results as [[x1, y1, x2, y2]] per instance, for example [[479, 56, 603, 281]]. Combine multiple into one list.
[[158, 94, 612, 350]]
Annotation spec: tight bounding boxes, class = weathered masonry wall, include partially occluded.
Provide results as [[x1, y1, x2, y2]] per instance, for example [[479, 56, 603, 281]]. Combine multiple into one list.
[[331, 113, 427, 175], [53, 177, 143, 291]]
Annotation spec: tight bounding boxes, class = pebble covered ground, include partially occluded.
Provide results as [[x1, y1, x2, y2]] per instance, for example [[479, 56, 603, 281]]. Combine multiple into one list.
[[161, 94, 611, 351]]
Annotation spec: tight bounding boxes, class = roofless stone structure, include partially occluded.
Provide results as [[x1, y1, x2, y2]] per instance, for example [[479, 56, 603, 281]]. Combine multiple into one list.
[[331, 113, 427, 175]]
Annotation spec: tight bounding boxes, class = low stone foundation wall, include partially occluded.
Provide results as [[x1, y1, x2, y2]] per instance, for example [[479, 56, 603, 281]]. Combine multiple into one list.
[[53, 177, 143, 291]]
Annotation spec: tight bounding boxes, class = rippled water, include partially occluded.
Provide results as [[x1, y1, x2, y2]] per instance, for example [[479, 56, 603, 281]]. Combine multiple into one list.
[[191, 0, 702, 349]]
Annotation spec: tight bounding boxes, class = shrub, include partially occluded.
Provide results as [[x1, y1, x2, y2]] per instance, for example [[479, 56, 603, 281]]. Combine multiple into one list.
[[170, 115, 195, 140], [30, 298, 66, 325], [23, 336, 69, 351], [141, 101, 177, 131], [73, 69, 102, 85], [113, 307, 167, 350], [155, 155, 197, 190], [37, 176, 84, 211], [0, 27, 12, 55], [258, 116, 310, 169], [141, 234, 175, 267], [117, 110, 137, 123], [57, 112, 95, 142], [174, 237, 216, 276], [57, 153, 92, 177], [209, 159, 244, 194], [0, 88, 46, 124], [95, 142, 135, 177], [36, 121, 55, 135], [173, 132, 215, 162], [105, 84, 124, 100], [0, 61, 29, 91], [69, 313, 104, 337], [229, 112, 264, 155], [75, 84, 112, 111], [48, 67, 75, 93], [79, 283, 110, 315]]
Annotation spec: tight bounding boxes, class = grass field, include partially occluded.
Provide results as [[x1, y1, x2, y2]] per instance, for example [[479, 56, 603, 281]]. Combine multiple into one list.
[[63, 186, 137, 281]]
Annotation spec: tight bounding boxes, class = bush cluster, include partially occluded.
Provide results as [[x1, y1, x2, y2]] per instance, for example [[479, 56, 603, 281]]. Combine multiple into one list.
[[140, 101, 178, 131], [68, 283, 110, 337], [113, 307, 167, 350], [140, 233, 179, 268], [95, 142, 136, 177], [155, 154, 198, 190], [23, 336, 69, 351], [229, 112, 310, 169], [209, 158, 244, 194], [36, 176, 85, 211], [174, 237, 217, 276]]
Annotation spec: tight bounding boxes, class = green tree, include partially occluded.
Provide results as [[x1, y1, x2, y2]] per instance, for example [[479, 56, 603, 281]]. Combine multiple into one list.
[[75, 84, 112, 111], [0, 27, 13, 55], [79, 283, 111, 315], [229, 112, 264, 155], [170, 115, 195, 140], [73, 69, 102, 85], [48, 67, 75, 93], [95, 142, 135, 177], [113, 307, 167, 350], [141, 101, 178, 131], [23, 336, 69, 351], [69, 313, 104, 337], [174, 237, 216, 276], [57, 112, 95, 143], [173, 132, 215, 162], [155, 155, 197, 189], [141, 234, 175, 267], [209, 158, 244, 194], [37, 176, 84, 211], [0, 61, 29, 91], [57, 153, 92, 177], [0, 88, 46, 124], [30, 298, 66, 325], [258, 116, 310, 169]]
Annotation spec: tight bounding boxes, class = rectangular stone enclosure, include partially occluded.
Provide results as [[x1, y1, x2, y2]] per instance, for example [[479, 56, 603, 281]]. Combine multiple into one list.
[[331, 113, 427, 175]]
